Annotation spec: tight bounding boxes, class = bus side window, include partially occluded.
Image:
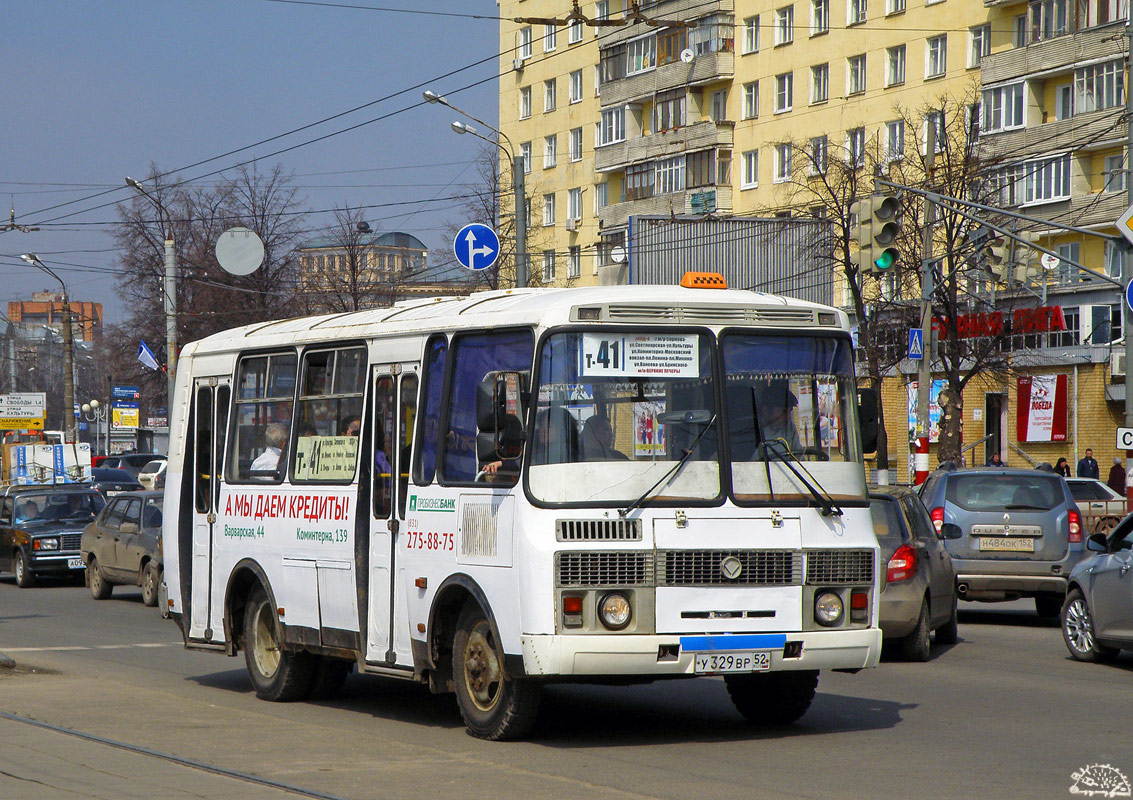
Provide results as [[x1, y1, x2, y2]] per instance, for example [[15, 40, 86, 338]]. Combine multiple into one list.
[[398, 374, 418, 516], [414, 336, 447, 485], [372, 376, 395, 519], [229, 353, 297, 483], [291, 346, 366, 483], [194, 387, 213, 512]]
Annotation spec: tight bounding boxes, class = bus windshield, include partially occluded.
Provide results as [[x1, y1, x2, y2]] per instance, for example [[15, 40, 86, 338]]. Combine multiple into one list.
[[527, 329, 865, 506]]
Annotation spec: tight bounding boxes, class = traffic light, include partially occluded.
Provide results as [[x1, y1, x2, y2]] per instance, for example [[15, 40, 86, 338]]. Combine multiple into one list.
[[849, 194, 901, 274], [986, 237, 1011, 281]]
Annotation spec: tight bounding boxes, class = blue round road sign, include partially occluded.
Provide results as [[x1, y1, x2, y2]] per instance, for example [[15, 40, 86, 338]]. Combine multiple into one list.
[[454, 223, 500, 271], [1127, 279, 1133, 315]]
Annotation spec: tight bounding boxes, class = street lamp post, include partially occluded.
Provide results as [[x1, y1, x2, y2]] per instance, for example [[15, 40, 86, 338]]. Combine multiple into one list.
[[423, 90, 527, 289], [19, 254, 76, 443], [126, 177, 178, 417], [81, 399, 108, 456]]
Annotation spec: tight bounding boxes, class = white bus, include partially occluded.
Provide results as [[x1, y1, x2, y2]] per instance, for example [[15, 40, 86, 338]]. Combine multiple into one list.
[[162, 275, 882, 740]]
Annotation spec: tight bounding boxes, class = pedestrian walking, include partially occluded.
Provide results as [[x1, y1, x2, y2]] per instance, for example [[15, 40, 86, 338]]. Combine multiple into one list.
[[1077, 448, 1100, 479], [1107, 457, 1126, 496], [1054, 457, 1071, 477]]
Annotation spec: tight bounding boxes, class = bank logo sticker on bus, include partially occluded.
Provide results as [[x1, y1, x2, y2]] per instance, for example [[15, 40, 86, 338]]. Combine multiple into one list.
[[578, 333, 699, 379], [408, 495, 457, 513]]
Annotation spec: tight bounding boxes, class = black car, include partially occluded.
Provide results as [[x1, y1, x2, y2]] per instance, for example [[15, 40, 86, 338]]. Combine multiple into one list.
[[90, 467, 145, 498], [0, 486, 107, 587], [96, 453, 165, 477]]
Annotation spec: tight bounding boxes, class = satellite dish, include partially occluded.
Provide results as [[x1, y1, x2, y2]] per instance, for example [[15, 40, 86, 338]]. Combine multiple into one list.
[[1040, 253, 1060, 271], [610, 245, 627, 264], [215, 227, 265, 276], [680, 48, 694, 63]]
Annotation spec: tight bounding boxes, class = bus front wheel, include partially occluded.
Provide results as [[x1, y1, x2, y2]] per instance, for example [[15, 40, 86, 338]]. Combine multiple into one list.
[[724, 670, 818, 725], [243, 586, 313, 701], [452, 603, 541, 740]]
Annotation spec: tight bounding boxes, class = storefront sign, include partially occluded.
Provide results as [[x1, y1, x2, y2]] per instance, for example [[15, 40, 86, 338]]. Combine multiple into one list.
[[933, 306, 1067, 341], [1017, 375, 1068, 442]]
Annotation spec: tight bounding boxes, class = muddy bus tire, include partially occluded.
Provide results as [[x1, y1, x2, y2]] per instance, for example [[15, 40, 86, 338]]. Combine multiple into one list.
[[725, 670, 819, 726], [452, 603, 541, 741], [243, 586, 313, 701]]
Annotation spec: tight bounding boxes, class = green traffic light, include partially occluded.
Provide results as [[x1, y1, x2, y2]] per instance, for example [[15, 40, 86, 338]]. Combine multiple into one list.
[[874, 249, 896, 271]]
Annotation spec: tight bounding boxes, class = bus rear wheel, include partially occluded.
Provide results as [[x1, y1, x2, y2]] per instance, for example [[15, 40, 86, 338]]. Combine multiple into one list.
[[452, 603, 541, 740], [724, 670, 819, 726], [243, 586, 313, 701]]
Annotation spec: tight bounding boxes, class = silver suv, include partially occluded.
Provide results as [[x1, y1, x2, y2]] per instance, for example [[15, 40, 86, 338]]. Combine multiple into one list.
[[918, 468, 1084, 618]]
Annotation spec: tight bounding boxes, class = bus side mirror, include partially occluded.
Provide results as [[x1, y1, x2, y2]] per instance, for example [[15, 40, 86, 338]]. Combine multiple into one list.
[[857, 387, 878, 454]]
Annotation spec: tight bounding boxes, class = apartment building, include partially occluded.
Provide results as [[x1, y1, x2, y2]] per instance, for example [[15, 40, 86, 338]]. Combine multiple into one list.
[[499, 0, 992, 286]]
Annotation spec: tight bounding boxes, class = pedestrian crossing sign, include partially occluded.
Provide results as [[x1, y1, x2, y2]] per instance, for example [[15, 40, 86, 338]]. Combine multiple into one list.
[[908, 328, 924, 360]]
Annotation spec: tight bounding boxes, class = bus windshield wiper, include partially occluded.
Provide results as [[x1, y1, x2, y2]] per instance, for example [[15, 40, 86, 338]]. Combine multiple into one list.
[[761, 440, 843, 517], [618, 414, 716, 518]]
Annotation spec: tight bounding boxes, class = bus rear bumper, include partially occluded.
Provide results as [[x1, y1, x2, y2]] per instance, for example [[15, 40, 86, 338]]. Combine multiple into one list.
[[519, 629, 881, 677]]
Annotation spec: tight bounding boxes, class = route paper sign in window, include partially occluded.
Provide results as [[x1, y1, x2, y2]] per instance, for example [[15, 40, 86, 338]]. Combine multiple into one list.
[[578, 333, 699, 378]]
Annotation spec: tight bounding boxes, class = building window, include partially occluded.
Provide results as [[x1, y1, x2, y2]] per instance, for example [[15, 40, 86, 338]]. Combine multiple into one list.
[[812, 0, 829, 34], [774, 143, 792, 183], [742, 81, 759, 119], [810, 136, 828, 175], [887, 45, 906, 86], [1055, 83, 1073, 120], [926, 35, 947, 78], [656, 156, 686, 194], [848, 0, 866, 25], [569, 18, 584, 44], [1024, 154, 1071, 204], [969, 24, 991, 68], [519, 87, 531, 120], [1081, 0, 1125, 28], [627, 34, 657, 74], [811, 64, 829, 103], [775, 6, 794, 46], [519, 26, 532, 60], [1106, 240, 1125, 278], [544, 23, 557, 52], [1030, 0, 1069, 42], [568, 187, 583, 222], [595, 1, 609, 25], [710, 89, 728, 121], [1075, 60, 1125, 114], [600, 43, 627, 83], [543, 193, 556, 226], [981, 83, 1025, 132], [625, 162, 655, 200], [520, 141, 532, 174], [658, 27, 688, 65], [887, 120, 905, 159], [595, 65, 601, 96], [990, 164, 1025, 206], [689, 14, 735, 54], [887, 0, 905, 13], [570, 127, 583, 162], [568, 246, 581, 278], [544, 134, 557, 168], [1056, 242, 1081, 285], [847, 54, 866, 95], [775, 72, 793, 112], [653, 89, 685, 131], [542, 250, 556, 282], [743, 15, 760, 53], [595, 182, 608, 211], [569, 70, 583, 103], [687, 149, 717, 188], [598, 107, 625, 146], [1105, 152, 1126, 192], [847, 128, 866, 167], [717, 149, 732, 184], [742, 149, 759, 189], [545, 79, 557, 112]]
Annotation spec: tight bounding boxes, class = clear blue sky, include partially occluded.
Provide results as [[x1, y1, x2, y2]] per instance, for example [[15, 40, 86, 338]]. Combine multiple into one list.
[[0, 0, 503, 323]]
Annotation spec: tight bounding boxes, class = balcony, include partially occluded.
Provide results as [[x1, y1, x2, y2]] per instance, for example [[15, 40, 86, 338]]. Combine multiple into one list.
[[980, 21, 1125, 85], [595, 120, 734, 172], [981, 107, 1123, 160], [597, 185, 733, 229], [600, 51, 735, 107], [598, 0, 734, 48]]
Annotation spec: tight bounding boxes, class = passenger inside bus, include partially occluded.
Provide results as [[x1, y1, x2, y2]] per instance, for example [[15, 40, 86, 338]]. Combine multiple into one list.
[[532, 407, 579, 465], [754, 380, 803, 456], [339, 416, 361, 437], [580, 414, 627, 461], [250, 422, 288, 475]]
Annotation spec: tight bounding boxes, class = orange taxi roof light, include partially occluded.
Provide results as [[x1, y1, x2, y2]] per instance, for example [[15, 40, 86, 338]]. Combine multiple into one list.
[[680, 271, 728, 289]]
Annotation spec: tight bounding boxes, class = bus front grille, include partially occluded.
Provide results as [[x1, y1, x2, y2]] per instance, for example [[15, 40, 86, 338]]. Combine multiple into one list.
[[657, 550, 801, 586], [556, 552, 653, 587], [805, 549, 874, 585], [556, 519, 642, 542]]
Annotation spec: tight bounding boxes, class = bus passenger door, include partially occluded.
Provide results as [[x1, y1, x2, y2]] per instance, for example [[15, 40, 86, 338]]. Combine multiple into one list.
[[189, 378, 231, 641], [366, 365, 418, 664]]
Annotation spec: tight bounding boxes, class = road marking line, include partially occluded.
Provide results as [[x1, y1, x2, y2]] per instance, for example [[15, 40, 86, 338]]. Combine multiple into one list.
[[2, 643, 180, 653]]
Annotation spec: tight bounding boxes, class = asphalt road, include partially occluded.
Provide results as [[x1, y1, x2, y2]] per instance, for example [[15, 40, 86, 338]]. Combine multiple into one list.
[[1, 575, 1130, 800]]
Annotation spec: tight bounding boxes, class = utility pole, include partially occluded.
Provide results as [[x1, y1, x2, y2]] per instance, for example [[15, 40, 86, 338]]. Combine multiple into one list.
[[19, 255, 76, 444], [915, 116, 936, 485], [513, 154, 527, 289], [1124, 15, 1133, 510]]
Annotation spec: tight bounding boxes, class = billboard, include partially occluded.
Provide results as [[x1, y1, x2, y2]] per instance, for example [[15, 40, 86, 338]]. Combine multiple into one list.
[[1017, 375, 1068, 442]]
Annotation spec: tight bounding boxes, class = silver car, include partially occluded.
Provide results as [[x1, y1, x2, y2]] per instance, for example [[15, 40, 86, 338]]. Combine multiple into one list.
[[919, 467, 1085, 618], [1062, 517, 1133, 661], [870, 488, 960, 660]]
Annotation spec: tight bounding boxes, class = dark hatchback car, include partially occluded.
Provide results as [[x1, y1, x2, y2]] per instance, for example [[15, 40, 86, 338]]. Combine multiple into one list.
[[95, 453, 165, 477], [90, 467, 144, 498], [919, 467, 1084, 617], [0, 486, 106, 587], [80, 490, 164, 606], [870, 488, 960, 660]]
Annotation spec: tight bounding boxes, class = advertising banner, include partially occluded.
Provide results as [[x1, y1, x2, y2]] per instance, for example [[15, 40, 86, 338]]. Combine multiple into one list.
[[907, 380, 946, 443], [1017, 375, 1068, 442], [112, 407, 140, 430]]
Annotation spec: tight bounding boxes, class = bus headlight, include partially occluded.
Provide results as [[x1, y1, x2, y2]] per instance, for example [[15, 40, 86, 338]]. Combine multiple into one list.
[[598, 592, 632, 630], [34, 537, 60, 551], [814, 591, 844, 627]]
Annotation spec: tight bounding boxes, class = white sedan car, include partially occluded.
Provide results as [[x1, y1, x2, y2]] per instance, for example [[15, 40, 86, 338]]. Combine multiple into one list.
[[137, 460, 167, 491], [1065, 478, 1126, 536]]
